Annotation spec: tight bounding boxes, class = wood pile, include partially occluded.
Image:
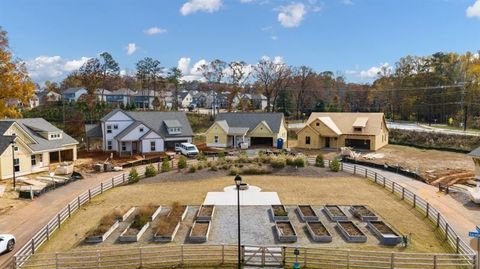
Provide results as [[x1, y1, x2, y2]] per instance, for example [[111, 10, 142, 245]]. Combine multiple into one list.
[[421, 169, 475, 186]]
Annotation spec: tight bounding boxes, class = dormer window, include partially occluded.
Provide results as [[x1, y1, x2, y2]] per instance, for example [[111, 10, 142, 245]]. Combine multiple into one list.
[[49, 133, 62, 140], [354, 127, 362, 132], [168, 127, 182, 134]]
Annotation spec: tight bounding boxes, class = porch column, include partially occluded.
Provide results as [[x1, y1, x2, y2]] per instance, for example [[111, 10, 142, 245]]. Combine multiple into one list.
[[130, 141, 133, 156], [58, 150, 62, 162]]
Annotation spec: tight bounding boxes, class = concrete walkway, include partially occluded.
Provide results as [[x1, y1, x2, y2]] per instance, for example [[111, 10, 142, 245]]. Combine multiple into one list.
[[352, 164, 480, 251]]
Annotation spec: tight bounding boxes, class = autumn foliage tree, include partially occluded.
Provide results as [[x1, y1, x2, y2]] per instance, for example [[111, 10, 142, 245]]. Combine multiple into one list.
[[0, 27, 35, 118]]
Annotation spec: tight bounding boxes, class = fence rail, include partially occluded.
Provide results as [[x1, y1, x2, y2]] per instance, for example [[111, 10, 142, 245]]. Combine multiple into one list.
[[11, 158, 477, 268]]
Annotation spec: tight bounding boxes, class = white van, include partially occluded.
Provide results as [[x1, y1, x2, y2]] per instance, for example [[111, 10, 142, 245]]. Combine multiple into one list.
[[175, 143, 199, 157]]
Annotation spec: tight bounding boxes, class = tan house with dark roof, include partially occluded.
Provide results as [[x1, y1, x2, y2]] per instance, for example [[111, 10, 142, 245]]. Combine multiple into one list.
[[296, 112, 389, 151]]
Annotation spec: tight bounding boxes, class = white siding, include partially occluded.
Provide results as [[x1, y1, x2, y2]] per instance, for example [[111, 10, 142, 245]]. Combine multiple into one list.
[[102, 111, 134, 151], [120, 124, 150, 141], [142, 139, 164, 153]]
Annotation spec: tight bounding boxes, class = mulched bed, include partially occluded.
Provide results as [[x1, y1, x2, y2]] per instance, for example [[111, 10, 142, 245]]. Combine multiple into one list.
[[309, 222, 329, 236], [371, 221, 395, 235], [339, 222, 363, 236], [272, 205, 288, 217], [352, 206, 375, 217], [191, 222, 209, 237], [154, 203, 186, 236], [198, 205, 214, 217], [326, 205, 346, 217], [299, 205, 315, 216], [277, 222, 295, 236]]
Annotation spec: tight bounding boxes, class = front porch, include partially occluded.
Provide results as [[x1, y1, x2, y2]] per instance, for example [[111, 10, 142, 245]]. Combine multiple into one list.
[[118, 140, 141, 156]]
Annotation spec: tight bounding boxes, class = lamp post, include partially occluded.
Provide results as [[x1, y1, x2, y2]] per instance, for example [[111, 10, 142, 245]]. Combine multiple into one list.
[[11, 134, 16, 190], [234, 174, 242, 269], [293, 248, 300, 269]]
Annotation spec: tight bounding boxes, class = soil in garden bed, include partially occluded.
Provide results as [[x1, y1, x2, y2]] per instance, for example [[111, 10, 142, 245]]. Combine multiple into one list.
[[352, 206, 375, 217], [86, 212, 117, 237], [339, 222, 364, 236], [309, 222, 329, 236], [272, 205, 288, 217], [326, 205, 346, 217], [299, 205, 316, 216], [191, 222, 209, 237], [371, 221, 396, 235], [277, 222, 295, 236], [154, 203, 186, 236], [124, 227, 140, 236], [198, 205, 214, 217]]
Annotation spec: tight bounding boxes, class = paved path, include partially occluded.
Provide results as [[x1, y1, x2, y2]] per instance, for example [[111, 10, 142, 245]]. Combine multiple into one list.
[[0, 169, 130, 268], [351, 164, 480, 250], [388, 121, 480, 136]]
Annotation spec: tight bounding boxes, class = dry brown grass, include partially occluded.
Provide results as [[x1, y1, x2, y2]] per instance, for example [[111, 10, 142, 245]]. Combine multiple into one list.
[[38, 174, 452, 254]]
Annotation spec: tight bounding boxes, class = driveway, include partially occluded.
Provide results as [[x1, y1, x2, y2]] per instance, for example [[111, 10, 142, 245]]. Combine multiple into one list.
[[387, 121, 480, 137], [0, 169, 130, 268]]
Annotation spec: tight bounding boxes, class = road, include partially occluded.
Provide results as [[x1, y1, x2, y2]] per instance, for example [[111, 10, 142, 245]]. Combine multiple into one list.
[[387, 121, 480, 136], [0, 169, 129, 268]]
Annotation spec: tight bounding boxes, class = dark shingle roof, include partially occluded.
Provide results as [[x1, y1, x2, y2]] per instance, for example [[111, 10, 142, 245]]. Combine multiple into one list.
[[468, 147, 480, 157], [0, 121, 15, 154], [85, 124, 102, 138], [215, 112, 284, 133]]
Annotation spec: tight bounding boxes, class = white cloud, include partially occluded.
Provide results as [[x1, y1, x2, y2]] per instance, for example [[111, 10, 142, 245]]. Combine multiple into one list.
[[467, 0, 480, 18], [126, 43, 137, 55], [271, 35, 278, 40], [277, 3, 306, 28], [341, 0, 354, 5], [177, 57, 209, 81], [144, 27, 167, 35], [358, 63, 392, 79], [24, 55, 90, 84], [240, 0, 255, 2], [180, 0, 222, 15]]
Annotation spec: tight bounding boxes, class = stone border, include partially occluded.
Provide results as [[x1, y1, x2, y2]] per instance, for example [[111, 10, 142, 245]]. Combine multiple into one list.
[[275, 221, 297, 243], [349, 205, 378, 222], [306, 221, 332, 243], [323, 205, 348, 222], [270, 205, 289, 221], [119, 222, 150, 242], [336, 221, 367, 243], [119, 207, 135, 222], [153, 221, 181, 243], [85, 221, 119, 243], [150, 206, 163, 221], [196, 205, 215, 221], [367, 221, 402, 246], [297, 205, 319, 222], [189, 220, 211, 243]]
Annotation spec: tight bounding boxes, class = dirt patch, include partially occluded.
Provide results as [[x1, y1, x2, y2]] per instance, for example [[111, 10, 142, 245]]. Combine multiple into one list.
[[198, 205, 214, 218], [277, 222, 295, 236], [339, 222, 363, 236], [191, 222, 209, 237], [325, 205, 345, 217], [309, 222, 329, 236], [299, 205, 315, 216], [371, 221, 396, 235], [351, 206, 375, 217], [272, 205, 287, 217]]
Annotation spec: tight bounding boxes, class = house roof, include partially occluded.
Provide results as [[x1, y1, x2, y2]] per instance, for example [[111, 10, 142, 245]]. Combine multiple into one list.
[[352, 117, 369, 128], [164, 120, 182, 128], [102, 109, 194, 138], [468, 147, 480, 157], [0, 118, 78, 152], [306, 112, 386, 135], [215, 112, 284, 133], [115, 121, 143, 140], [317, 117, 342, 135], [63, 87, 86, 94], [0, 122, 15, 153], [85, 124, 102, 138]]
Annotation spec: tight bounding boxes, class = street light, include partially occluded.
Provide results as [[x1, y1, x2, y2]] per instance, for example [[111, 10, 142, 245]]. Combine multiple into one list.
[[234, 174, 242, 269], [293, 248, 300, 269], [11, 134, 16, 190]]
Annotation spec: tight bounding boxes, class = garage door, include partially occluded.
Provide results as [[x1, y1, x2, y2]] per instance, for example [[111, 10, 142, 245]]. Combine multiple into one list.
[[250, 137, 273, 146], [345, 139, 371, 150], [165, 140, 188, 150]]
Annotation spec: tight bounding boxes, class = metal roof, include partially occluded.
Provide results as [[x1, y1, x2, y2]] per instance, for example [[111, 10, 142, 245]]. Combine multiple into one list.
[[215, 112, 284, 133]]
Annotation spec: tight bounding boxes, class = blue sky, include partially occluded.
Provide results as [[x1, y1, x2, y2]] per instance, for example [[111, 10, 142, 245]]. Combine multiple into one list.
[[1, 0, 480, 84]]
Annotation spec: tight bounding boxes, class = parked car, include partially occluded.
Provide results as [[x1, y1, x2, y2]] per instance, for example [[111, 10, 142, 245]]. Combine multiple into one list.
[[175, 143, 199, 157], [0, 234, 15, 254]]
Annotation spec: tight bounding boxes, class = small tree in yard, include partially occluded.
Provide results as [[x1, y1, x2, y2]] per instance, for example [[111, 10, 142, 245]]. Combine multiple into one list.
[[315, 153, 325, 167], [178, 156, 187, 169], [329, 159, 340, 172], [128, 168, 140, 183], [161, 158, 171, 173], [145, 164, 157, 177]]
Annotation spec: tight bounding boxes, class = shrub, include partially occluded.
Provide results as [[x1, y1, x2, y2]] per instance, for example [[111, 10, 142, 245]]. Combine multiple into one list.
[[217, 151, 225, 159], [329, 159, 340, 172], [188, 165, 197, 173], [286, 157, 295, 166], [131, 204, 157, 230], [315, 153, 325, 167], [197, 152, 207, 161], [197, 162, 205, 170], [128, 168, 140, 183], [229, 167, 240, 176], [160, 159, 171, 173], [86, 212, 118, 237], [177, 156, 187, 169], [210, 164, 218, 171], [294, 157, 306, 167], [241, 165, 271, 175], [145, 164, 157, 177], [270, 157, 286, 169]]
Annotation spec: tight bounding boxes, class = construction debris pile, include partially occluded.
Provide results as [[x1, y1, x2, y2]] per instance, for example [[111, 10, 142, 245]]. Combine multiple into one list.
[[420, 169, 476, 187]]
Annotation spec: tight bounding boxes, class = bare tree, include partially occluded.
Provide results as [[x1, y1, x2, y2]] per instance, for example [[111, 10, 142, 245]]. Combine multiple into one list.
[[226, 61, 250, 112], [198, 59, 227, 116], [292, 66, 315, 118]]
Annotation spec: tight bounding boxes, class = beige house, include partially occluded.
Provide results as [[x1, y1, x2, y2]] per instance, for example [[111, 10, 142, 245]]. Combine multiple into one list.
[[0, 118, 78, 179], [205, 113, 288, 148], [296, 112, 389, 151], [468, 147, 480, 180]]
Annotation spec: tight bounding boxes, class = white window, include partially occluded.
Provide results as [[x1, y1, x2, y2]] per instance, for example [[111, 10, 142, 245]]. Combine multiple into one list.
[[305, 136, 311, 145], [13, 158, 20, 172], [214, 136, 219, 143], [107, 140, 113, 150], [121, 142, 126, 151], [107, 125, 112, 134], [150, 141, 156, 151], [31, 155, 36, 166], [14, 146, 18, 152], [39, 154, 43, 163]]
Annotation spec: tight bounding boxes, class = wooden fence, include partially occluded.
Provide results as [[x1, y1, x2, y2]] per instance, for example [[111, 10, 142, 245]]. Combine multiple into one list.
[[10, 158, 477, 268]]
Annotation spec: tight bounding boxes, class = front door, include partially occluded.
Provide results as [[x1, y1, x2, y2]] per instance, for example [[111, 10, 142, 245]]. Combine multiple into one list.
[[325, 137, 330, 148], [132, 142, 138, 154]]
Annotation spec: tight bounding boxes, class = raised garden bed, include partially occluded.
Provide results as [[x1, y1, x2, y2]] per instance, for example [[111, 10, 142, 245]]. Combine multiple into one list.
[[297, 205, 319, 222], [189, 221, 211, 243], [85, 212, 119, 243], [367, 221, 402, 246], [119, 205, 157, 242], [275, 221, 297, 243], [114, 206, 135, 222], [349, 205, 378, 222], [196, 205, 215, 221], [153, 203, 188, 242], [270, 205, 289, 221], [150, 206, 163, 221], [336, 221, 367, 243], [324, 205, 348, 221], [306, 221, 332, 243]]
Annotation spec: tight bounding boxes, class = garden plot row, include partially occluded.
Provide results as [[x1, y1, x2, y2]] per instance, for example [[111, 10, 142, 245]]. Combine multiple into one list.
[[271, 204, 403, 245], [85, 204, 216, 244]]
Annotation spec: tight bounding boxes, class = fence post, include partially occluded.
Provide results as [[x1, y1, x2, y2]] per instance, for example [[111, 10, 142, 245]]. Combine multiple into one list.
[[445, 223, 450, 240], [31, 239, 35, 254], [364, 169, 367, 178], [347, 250, 350, 269], [392, 182, 395, 193], [139, 247, 143, 267], [88, 189, 92, 201], [181, 245, 184, 265], [96, 250, 101, 269], [390, 253, 395, 269], [112, 177, 115, 188], [261, 247, 266, 267], [221, 244, 225, 264], [402, 188, 405, 200], [374, 172, 377, 183], [353, 165, 356, 175], [123, 173, 126, 184], [433, 255, 437, 269], [57, 213, 61, 227], [413, 194, 417, 208], [282, 246, 286, 266], [46, 225, 50, 240], [100, 183, 103, 194], [456, 236, 460, 253], [68, 204, 71, 217], [55, 253, 59, 269], [426, 203, 430, 218], [340, 162, 343, 171], [437, 212, 441, 228], [383, 177, 386, 188], [158, 161, 161, 171], [303, 247, 307, 267], [77, 196, 81, 208]]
